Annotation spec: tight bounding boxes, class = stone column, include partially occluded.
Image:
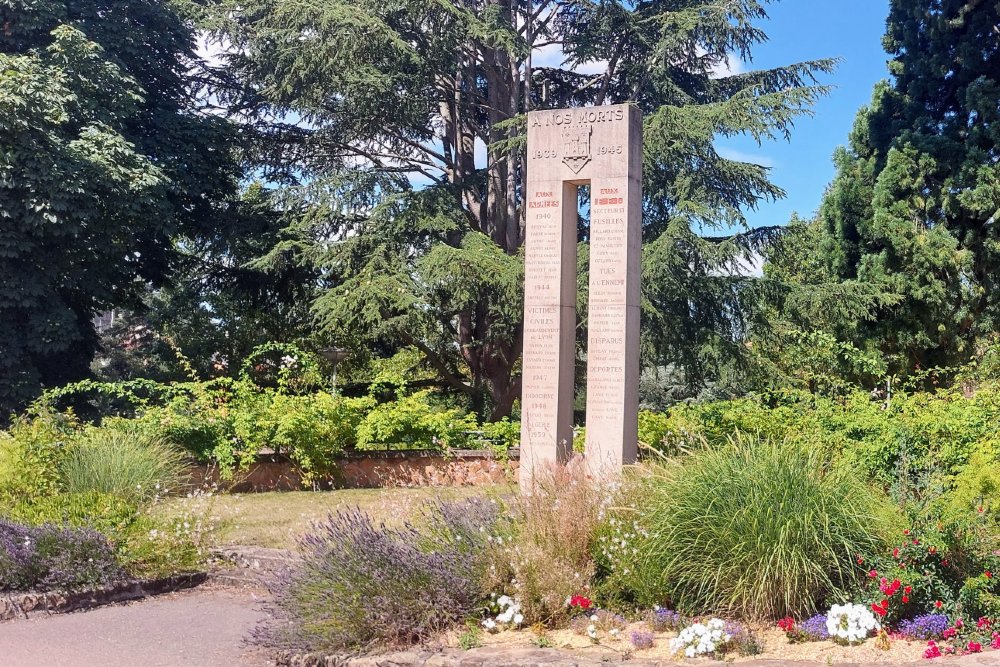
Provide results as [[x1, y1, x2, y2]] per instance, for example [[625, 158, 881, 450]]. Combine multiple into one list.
[[519, 170, 577, 487], [585, 110, 642, 474], [521, 104, 642, 489]]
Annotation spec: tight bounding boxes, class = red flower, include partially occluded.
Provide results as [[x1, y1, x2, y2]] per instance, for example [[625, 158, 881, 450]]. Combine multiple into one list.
[[857, 556, 864, 565], [986, 571, 993, 579], [924, 641, 942, 659], [902, 595, 910, 603], [872, 600, 889, 617], [943, 628, 957, 639], [893, 547, 900, 558], [942, 559, 950, 566], [904, 529, 911, 536], [569, 595, 592, 610], [904, 585, 913, 594], [967, 641, 982, 654], [935, 600, 944, 609], [777, 616, 795, 632], [955, 618, 964, 629], [929, 546, 937, 555], [978, 617, 991, 630]]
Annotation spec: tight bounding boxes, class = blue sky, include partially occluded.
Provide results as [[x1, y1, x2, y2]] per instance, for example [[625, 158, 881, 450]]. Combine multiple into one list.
[[717, 0, 892, 230]]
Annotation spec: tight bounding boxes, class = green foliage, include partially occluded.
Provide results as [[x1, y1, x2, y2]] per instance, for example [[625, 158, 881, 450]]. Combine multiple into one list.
[[0, 1, 241, 416], [3, 491, 203, 581], [478, 417, 520, 457], [646, 386, 1000, 491], [766, 1, 1000, 384], [5, 492, 138, 539], [217, 0, 836, 417], [60, 426, 187, 504], [458, 623, 483, 650], [631, 435, 894, 619], [356, 390, 478, 451], [233, 392, 374, 483], [0, 410, 77, 501], [33, 344, 509, 483]]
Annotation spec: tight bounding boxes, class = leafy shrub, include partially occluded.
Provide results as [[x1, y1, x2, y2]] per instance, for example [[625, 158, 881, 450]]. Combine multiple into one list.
[[61, 426, 187, 504], [2, 490, 205, 581], [356, 390, 477, 450], [631, 435, 894, 619], [0, 410, 77, 501], [0, 519, 125, 592], [637, 410, 679, 454], [5, 491, 139, 538], [649, 386, 1000, 492], [864, 478, 1000, 620], [259, 498, 499, 652], [477, 417, 520, 456], [233, 392, 374, 483]]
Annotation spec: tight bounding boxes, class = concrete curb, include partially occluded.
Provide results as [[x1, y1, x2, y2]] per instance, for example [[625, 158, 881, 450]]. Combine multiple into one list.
[[0, 572, 207, 622]]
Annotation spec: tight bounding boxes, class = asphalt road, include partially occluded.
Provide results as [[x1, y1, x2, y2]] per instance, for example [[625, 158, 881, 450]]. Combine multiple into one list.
[[0, 587, 273, 667]]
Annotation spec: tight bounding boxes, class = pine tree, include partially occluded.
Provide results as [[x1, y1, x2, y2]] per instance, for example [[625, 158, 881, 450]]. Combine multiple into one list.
[[216, 0, 835, 417], [819, 0, 1000, 375]]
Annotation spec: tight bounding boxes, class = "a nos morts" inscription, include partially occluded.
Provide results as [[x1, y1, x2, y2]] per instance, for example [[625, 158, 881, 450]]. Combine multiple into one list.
[[520, 104, 641, 488]]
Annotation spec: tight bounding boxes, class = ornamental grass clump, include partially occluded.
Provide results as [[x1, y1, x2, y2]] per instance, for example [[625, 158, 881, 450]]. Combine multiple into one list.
[[258, 498, 500, 653], [635, 435, 893, 619], [0, 519, 125, 592], [61, 426, 187, 504]]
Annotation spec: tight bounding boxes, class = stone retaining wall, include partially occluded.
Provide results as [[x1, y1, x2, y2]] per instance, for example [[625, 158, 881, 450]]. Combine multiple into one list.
[[188, 449, 519, 492]]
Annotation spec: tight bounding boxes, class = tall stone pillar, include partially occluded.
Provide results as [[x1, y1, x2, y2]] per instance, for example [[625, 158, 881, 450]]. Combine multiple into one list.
[[520, 104, 642, 489]]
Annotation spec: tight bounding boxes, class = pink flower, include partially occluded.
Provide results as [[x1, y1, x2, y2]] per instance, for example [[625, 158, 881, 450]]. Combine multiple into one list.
[[966, 642, 982, 654]]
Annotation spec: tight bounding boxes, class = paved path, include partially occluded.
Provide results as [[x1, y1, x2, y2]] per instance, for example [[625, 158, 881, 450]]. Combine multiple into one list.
[[0, 587, 273, 667]]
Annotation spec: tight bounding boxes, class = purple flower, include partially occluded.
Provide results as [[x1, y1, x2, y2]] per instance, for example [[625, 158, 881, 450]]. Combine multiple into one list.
[[0, 519, 124, 593], [799, 614, 831, 641], [724, 621, 762, 656], [646, 607, 682, 632], [630, 630, 654, 649], [255, 498, 500, 653], [898, 614, 950, 641]]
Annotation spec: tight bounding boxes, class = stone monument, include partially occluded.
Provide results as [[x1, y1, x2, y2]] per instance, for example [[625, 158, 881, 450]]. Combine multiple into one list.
[[519, 103, 642, 487]]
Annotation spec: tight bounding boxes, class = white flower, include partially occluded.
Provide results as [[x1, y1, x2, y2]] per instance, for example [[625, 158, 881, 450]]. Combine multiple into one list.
[[826, 603, 879, 644], [497, 595, 512, 607], [482, 619, 497, 630], [669, 618, 729, 658], [513, 614, 524, 626]]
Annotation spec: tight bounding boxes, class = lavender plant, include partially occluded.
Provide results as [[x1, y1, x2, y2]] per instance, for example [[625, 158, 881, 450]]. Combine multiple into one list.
[[258, 498, 499, 652], [0, 519, 125, 592], [724, 621, 763, 656]]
